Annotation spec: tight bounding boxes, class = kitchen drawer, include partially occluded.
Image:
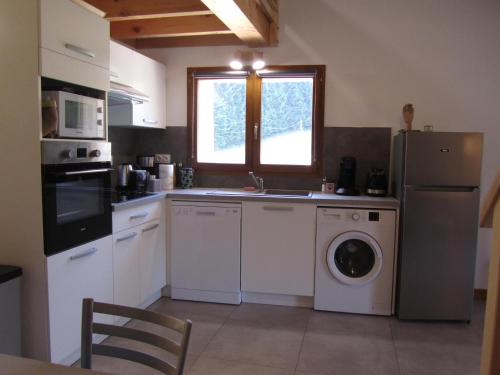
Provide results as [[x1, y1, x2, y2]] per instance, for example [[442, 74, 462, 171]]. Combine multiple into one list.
[[113, 201, 162, 232], [39, 0, 109, 70]]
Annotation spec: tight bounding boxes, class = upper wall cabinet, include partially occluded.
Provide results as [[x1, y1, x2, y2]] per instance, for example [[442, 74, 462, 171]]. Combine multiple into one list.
[[109, 40, 166, 129], [39, 0, 110, 91]]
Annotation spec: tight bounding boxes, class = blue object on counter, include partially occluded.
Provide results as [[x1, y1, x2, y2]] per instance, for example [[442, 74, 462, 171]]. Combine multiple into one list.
[[180, 168, 194, 189], [0, 265, 22, 356]]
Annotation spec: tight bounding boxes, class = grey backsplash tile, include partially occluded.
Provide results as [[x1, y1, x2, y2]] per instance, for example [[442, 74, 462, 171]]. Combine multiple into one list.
[[108, 126, 391, 191], [324, 127, 391, 188]]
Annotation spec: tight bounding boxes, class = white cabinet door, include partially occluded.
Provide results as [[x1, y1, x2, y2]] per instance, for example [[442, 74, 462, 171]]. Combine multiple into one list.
[[47, 236, 113, 365], [39, 0, 109, 91], [137, 55, 166, 128], [110, 41, 166, 128], [139, 219, 166, 302], [40, 0, 109, 69], [109, 40, 140, 88], [113, 227, 141, 308], [241, 202, 316, 296]]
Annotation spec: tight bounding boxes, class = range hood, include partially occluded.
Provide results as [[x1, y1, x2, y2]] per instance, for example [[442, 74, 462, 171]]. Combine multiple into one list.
[[109, 81, 150, 103]]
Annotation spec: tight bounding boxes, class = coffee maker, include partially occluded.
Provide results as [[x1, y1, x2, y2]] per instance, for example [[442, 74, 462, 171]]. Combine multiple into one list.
[[335, 156, 359, 196], [366, 168, 387, 196]]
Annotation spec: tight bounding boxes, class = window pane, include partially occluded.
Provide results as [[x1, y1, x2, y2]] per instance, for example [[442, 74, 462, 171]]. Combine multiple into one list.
[[197, 78, 246, 164], [260, 77, 313, 166]]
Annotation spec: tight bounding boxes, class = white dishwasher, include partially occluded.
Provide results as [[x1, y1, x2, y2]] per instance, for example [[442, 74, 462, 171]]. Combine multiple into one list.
[[170, 201, 242, 304]]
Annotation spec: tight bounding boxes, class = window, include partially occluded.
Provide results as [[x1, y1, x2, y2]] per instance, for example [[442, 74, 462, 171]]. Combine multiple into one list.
[[187, 65, 325, 174]]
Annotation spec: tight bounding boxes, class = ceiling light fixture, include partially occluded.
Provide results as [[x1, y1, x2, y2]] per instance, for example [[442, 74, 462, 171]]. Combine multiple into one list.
[[229, 50, 266, 70]]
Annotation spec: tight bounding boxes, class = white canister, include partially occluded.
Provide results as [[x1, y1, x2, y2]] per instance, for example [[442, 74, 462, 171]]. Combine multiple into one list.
[[157, 164, 175, 190]]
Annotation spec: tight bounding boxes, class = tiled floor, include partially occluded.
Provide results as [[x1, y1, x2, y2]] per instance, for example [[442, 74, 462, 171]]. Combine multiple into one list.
[[84, 298, 485, 375]]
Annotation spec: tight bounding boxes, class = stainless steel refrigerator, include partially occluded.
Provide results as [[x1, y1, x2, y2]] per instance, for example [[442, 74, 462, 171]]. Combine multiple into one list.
[[393, 131, 483, 321]]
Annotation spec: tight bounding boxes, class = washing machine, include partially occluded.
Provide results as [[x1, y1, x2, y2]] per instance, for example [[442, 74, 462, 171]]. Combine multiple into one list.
[[314, 207, 397, 316]]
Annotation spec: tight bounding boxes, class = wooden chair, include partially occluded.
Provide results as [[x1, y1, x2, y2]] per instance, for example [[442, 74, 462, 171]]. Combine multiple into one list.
[[81, 298, 192, 375]]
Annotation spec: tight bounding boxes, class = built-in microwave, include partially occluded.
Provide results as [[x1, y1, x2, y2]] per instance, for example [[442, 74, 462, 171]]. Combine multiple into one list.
[[42, 91, 105, 139]]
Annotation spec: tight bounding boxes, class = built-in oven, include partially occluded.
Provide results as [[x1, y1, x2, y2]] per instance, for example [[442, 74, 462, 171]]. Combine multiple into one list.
[[41, 140, 112, 256]]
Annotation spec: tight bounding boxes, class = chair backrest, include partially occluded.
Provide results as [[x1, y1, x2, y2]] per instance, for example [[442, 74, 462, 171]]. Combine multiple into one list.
[[81, 298, 192, 375]]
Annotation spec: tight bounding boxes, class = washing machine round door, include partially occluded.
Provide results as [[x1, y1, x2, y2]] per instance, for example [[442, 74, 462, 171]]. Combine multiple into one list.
[[326, 231, 383, 286]]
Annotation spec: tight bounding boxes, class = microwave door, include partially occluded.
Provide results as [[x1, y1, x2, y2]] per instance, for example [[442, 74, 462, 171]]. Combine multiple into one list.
[[57, 92, 104, 139]]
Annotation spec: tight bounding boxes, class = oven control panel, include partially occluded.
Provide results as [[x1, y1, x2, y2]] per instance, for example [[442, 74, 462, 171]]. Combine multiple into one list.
[[42, 140, 112, 164]]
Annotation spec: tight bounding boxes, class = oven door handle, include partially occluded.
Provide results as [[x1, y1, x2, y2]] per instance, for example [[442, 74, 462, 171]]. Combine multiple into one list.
[[64, 168, 113, 176]]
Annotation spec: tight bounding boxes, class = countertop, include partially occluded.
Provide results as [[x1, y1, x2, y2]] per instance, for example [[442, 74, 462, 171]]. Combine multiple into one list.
[[111, 191, 167, 211], [112, 188, 399, 211], [0, 354, 110, 375]]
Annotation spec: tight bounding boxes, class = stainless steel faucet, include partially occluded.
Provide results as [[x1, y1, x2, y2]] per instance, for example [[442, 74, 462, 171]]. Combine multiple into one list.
[[248, 171, 264, 192]]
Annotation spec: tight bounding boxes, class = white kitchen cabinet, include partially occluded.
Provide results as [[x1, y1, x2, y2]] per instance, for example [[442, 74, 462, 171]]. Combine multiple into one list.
[[112, 201, 166, 313], [112, 201, 162, 233], [139, 219, 166, 301], [46, 236, 113, 365], [39, 0, 109, 90], [241, 202, 316, 296], [113, 227, 142, 309], [109, 40, 166, 128]]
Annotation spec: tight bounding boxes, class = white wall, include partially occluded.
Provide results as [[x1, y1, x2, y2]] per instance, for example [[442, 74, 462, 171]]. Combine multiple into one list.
[[143, 0, 500, 288], [0, 0, 50, 359]]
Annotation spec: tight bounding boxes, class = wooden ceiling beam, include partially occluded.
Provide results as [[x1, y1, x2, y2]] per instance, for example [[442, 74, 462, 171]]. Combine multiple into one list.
[[110, 14, 231, 39], [84, 0, 211, 21], [201, 0, 277, 46], [136, 34, 243, 49]]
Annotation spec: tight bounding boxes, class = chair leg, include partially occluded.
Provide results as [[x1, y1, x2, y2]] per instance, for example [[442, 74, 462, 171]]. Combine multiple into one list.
[[81, 298, 94, 369], [177, 320, 192, 375]]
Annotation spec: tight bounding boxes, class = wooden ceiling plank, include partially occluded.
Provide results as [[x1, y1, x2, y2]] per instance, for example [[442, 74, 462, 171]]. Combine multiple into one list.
[[106, 11, 212, 22], [84, 0, 211, 20], [136, 34, 244, 49], [110, 14, 230, 39], [200, 0, 274, 46]]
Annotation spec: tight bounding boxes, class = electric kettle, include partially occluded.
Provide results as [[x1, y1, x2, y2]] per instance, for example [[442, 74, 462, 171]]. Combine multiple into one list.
[[117, 163, 133, 189]]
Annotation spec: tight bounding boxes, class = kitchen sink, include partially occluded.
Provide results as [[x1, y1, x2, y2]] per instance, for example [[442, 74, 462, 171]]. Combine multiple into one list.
[[264, 189, 312, 197]]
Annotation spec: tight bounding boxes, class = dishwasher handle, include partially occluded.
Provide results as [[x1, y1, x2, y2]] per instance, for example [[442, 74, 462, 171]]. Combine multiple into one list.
[[195, 211, 216, 216]]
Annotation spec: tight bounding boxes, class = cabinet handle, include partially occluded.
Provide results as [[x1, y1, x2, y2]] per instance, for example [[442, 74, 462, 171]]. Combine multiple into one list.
[[143, 119, 158, 124], [64, 43, 95, 59], [110, 71, 119, 79], [142, 223, 160, 232], [69, 247, 98, 261], [262, 206, 294, 212], [195, 211, 216, 216], [129, 212, 148, 220], [116, 232, 137, 242]]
